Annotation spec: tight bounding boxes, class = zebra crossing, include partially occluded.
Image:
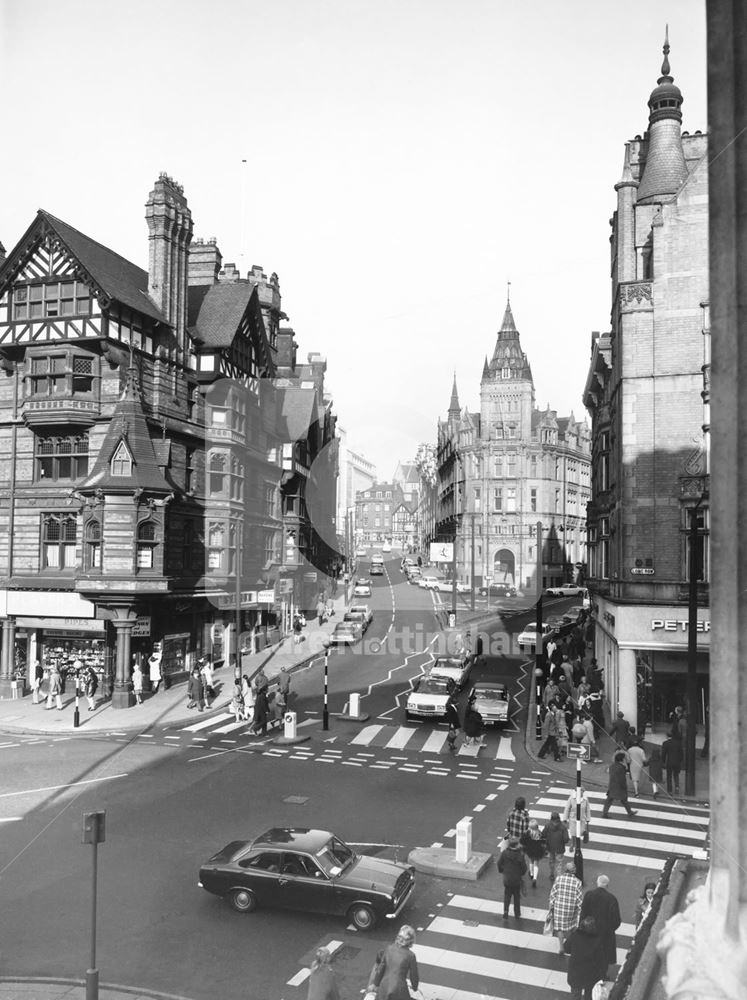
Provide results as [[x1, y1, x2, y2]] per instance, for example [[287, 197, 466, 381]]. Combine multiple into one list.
[[351, 722, 516, 760]]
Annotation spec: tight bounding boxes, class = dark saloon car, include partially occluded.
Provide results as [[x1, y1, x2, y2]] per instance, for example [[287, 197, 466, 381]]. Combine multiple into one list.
[[478, 583, 517, 598], [198, 828, 415, 931]]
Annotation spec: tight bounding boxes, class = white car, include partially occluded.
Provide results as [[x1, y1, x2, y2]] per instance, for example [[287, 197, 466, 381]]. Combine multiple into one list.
[[418, 576, 440, 589], [517, 622, 555, 650], [354, 583, 372, 597], [432, 579, 470, 594], [329, 622, 361, 645], [469, 682, 509, 726], [349, 603, 373, 625], [545, 583, 585, 597], [405, 674, 456, 720], [355, 547, 368, 557], [382, 543, 392, 553], [429, 655, 471, 689], [344, 611, 370, 633]]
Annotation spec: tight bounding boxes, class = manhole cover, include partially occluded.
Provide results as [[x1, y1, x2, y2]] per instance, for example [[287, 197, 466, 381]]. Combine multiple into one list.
[[334, 945, 361, 961], [283, 795, 309, 804]]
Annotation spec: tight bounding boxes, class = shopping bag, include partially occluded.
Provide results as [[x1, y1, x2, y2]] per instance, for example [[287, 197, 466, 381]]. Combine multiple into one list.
[[592, 982, 612, 1000], [543, 912, 554, 936]]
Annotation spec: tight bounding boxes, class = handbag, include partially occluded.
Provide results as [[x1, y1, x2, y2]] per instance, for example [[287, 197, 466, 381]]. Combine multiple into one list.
[[543, 911, 554, 936], [592, 981, 611, 1000], [368, 950, 385, 990]]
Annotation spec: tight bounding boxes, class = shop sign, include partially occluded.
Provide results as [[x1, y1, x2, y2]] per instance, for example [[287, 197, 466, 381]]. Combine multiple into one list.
[[17, 616, 105, 634], [430, 542, 454, 563], [631, 568, 655, 575], [257, 589, 275, 603], [216, 591, 258, 609], [132, 617, 151, 637], [277, 579, 294, 594], [651, 619, 711, 632]]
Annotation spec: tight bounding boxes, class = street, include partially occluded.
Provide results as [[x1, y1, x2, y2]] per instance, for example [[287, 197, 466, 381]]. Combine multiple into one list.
[[0, 558, 709, 1000]]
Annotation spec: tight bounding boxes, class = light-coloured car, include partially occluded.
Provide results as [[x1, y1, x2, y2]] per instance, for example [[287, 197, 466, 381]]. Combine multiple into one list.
[[353, 583, 372, 598], [432, 579, 470, 594], [429, 655, 471, 689], [355, 548, 368, 557], [405, 674, 456, 720], [517, 622, 555, 650], [344, 611, 369, 633], [545, 583, 585, 597], [382, 543, 392, 553], [469, 682, 510, 726], [349, 603, 373, 625], [370, 564, 384, 576], [329, 622, 361, 645], [418, 575, 440, 589]]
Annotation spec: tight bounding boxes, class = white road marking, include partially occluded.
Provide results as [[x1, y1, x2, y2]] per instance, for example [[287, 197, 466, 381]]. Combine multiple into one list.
[[0, 773, 127, 798]]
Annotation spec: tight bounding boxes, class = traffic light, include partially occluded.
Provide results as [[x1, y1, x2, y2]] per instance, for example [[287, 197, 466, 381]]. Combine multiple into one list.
[[82, 810, 106, 844]]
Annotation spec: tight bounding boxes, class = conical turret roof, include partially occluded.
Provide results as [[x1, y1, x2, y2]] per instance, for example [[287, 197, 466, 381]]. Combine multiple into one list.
[[448, 373, 461, 418], [488, 297, 533, 383], [637, 28, 689, 204]]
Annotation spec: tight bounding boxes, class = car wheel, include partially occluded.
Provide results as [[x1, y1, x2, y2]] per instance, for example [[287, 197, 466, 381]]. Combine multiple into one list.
[[349, 902, 378, 931], [229, 888, 257, 913]]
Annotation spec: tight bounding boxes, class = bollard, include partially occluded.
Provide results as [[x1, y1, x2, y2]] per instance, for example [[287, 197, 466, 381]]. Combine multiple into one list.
[[349, 693, 361, 716], [455, 816, 473, 864], [283, 711, 297, 740]]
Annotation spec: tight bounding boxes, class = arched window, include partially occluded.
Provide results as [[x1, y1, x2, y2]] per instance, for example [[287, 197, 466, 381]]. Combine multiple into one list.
[[42, 512, 78, 569], [136, 520, 157, 570], [86, 519, 102, 569], [208, 522, 225, 570], [209, 453, 226, 494]]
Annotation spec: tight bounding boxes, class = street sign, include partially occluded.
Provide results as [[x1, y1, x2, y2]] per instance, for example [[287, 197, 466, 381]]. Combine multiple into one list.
[[566, 743, 590, 761], [430, 542, 454, 563]]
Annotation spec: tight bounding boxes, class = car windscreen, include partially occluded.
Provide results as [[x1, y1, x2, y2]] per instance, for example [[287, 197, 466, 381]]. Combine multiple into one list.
[[433, 658, 462, 669], [475, 687, 507, 701], [315, 836, 355, 875], [414, 677, 451, 695]]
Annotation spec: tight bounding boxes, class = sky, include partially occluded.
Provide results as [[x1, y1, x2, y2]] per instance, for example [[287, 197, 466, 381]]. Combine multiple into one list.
[[0, 0, 707, 479]]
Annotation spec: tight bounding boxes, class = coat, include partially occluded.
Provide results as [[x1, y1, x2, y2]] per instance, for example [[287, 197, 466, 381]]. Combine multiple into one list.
[[627, 744, 647, 784], [549, 872, 583, 932], [306, 965, 340, 1000], [463, 707, 483, 738], [132, 668, 144, 693], [606, 761, 629, 799], [497, 846, 527, 887], [542, 818, 569, 856], [521, 829, 546, 861], [580, 886, 621, 967], [565, 924, 608, 990], [541, 709, 559, 738], [48, 668, 62, 696], [661, 738, 684, 769], [375, 943, 419, 1000], [187, 673, 204, 702], [563, 793, 591, 839]]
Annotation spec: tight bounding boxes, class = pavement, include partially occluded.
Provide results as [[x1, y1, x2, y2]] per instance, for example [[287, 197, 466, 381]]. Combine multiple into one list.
[[0, 591, 352, 737], [0, 980, 197, 1000]]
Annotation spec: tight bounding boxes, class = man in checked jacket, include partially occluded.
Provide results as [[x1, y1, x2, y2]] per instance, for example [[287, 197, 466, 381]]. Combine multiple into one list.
[[504, 796, 530, 841]]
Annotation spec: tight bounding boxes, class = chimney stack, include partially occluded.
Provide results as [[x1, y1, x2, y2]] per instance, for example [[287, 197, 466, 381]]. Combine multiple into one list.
[[145, 173, 193, 352], [276, 328, 297, 370], [188, 237, 222, 286]]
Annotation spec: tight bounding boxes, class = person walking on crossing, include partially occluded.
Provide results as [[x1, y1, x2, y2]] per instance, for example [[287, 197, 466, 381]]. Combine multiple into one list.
[[661, 734, 684, 797], [548, 861, 584, 954], [563, 916, 608, 1000], [627, 737, 647, 796], [538, 703, 562, 761], [602, 752, 637, 817], [520, 819, 546, 888], [542, 811, 570, 882], [644, 746, 663, 799], [504, 796, 530, 842], [579, 874, 621, 979], [497, 836, 528, 921], [563, 786, 592, 844]]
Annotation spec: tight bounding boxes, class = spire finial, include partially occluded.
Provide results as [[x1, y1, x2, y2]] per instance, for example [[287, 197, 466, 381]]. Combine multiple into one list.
[[660, 24, 671, 80], [507, 279, 511, 305]]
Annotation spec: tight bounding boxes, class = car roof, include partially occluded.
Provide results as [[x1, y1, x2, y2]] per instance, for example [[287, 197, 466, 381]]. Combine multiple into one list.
[[473, 681, 507, 693], [251, 828, 333, 852], [433, 656, 464, 665]]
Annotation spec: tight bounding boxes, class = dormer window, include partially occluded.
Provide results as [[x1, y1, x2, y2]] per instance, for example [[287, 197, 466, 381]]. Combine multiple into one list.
[[501, 368, 511, 379], [111, 441, 132, 477]]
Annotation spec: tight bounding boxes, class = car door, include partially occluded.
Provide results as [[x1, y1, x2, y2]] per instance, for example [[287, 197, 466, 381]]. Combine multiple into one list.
[[275, 852, 337, 914], [236, 850, 283, 904]]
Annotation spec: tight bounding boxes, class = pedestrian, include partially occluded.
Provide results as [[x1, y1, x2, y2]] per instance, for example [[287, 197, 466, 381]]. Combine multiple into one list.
[[325, 595, 335, 619], [645, 746, 663, 799], [556, 700, 570, 757], [602, 752, 637, 817], [634, 881, 657, 927], [241, 674, 254, 718], [306, 947, 340, 1000], [293, 615, 304, 645], [230, 680, 246, 722], [253, 666, 269, 697], [520, 819, 546, 888], [563, 786, 592, 844], [546, 637, 557, 663], [251, 685, 269, 736], [367, 925, 419, 1000], [316, 597, 326, 626], [538, 703, 562, 761], [579, 874, 621, 978], [547, 861, 583, 954], [627, 738, 647, 796], [278, 665, 291, 703], [45, 663, 63, 711], [541, 811, 569, 882], [661, 735, 684, 796], [83, 666, 98, 711], [200, 657, 215, 708], [610, 711, 632, 749], [543, 678, 560, 709], [564, 916, 608, 1000], [463, 694, 484, 746], [132, 662, 144, 704], [497, 836, 528, 920], [187, 668, 205, 711], [30, 660, 43, 704], [444, 699, 461, 754], [271, 684, 287, 727], [586, 689, 605, 738], [668, 705, 685, 739], [505, 796, 530, 842], [148, 649, 162, 694]]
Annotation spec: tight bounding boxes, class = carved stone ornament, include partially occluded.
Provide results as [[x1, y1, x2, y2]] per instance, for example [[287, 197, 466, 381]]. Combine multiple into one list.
[[683, 435, 706, 476], [621, 282, 653, 305], [657, 877, 747, 1000]]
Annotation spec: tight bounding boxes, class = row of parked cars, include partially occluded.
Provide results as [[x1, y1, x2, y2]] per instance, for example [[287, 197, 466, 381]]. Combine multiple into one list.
[[517, 600, 589, 650]]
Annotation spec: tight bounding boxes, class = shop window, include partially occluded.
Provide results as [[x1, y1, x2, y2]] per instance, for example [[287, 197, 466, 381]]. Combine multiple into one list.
[[36, 433, 89, 481], [86, 519, 102, 569], [42, 512, 78, 570], [136, 520, 157, 570], [209, 453, 226, 494], [110, 441, 132, 478]]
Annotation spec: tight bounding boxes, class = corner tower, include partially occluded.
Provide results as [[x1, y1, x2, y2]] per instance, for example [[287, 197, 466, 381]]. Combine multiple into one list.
[[480, 296, 534, 442]]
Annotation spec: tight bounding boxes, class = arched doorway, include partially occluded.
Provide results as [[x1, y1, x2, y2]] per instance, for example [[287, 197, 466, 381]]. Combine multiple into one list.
[[493, 548, 516, 585]]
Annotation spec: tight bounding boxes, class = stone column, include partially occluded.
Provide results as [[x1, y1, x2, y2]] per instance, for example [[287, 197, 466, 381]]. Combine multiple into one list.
[[111, 619, 135, 710], [617, 646, 638, 732], [656, 5, 747, 998], [0, 617, 17, 698]]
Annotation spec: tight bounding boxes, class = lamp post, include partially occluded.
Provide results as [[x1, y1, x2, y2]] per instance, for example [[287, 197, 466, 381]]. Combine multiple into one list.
[[685, 502, 702, 797], [322, 640, 330, 731], [535, 521, 545, 739]]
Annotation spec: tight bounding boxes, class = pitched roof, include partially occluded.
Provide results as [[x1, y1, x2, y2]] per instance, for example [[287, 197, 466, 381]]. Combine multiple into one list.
[[188, 282, 254, 347], [281, 386, 317, 442], [79, 368, 172, 493], [38, 212, 166, 322]]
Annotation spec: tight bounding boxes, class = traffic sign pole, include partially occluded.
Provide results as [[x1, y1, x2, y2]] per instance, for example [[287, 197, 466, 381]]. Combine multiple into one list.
[[573, 753, 584, 884]]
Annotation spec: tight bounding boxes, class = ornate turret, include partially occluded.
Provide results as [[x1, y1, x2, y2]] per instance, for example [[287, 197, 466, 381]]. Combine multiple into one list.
[[637, 28, 689, 204], [488, 297, 533, 382], [448, 373, 461, 419]]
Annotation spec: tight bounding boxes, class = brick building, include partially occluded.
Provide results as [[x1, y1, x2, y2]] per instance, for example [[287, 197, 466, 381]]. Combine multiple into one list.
[[582, 36, 710, 731], [434, 302, 591, 592], [355, 482, 408, 545], [0, 175, 338, 707]]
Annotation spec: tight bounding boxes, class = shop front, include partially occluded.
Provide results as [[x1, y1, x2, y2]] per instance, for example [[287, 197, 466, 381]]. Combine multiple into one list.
[[594, 597, 710, 734]]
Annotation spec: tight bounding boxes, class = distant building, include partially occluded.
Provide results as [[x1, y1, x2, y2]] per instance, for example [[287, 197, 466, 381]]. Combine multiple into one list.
[[582, 36, 710, 732], [355, 482, 405, 545], [434, 300, 591, 592], [336, 427, 376, 559]]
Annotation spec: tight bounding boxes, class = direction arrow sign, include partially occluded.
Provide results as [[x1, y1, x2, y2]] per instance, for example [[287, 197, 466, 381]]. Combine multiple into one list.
[[566, 743, 590, 760]]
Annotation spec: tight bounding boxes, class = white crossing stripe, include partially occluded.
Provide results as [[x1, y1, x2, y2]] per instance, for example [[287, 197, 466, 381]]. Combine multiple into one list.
[[546, 786, 710, 815], [212, 720, 253, 734], [447, 895, 636, 937], [534, 801, 707, 842], [457, 741, 483, 757], [494, 735, 516, 760], [351, 724, 384, 745], [385, 727, 420, 750], [421, 730, 448, 754], [180, 712, 233, 732], [413, 942, 570, 992]]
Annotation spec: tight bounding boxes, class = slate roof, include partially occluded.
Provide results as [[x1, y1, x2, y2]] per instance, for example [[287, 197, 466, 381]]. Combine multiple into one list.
[[79, 368, 172, 494], [281, 386, 317, 443], [37, 212, 166, 322], [187, 282, 255, 347]]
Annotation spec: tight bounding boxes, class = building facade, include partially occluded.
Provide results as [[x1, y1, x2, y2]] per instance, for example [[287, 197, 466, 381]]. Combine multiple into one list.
[[435, 303, 591, 593], [354, 481, 406, 545], [582, 38, 710, 733], [335, 426, 376, 560], [0, 175, 338, 706]]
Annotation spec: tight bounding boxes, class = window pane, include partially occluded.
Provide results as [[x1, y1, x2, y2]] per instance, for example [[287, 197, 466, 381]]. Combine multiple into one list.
[[45, 283, 59, 299], [89, 544, 101, 568], [44, 517, 60, 540], [57, 456, 72, 479], [29, 285, 43, 302], [137, 547, 153, 569], [62, 543, 76, 568], [77, 298, 90, 315], [44, 544, 60, 568], [30, 303, 43, 318]]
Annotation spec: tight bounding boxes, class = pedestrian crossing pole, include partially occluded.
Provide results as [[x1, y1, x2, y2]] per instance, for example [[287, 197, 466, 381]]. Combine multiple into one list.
[[322, 641, 330, 731], [73, 675, 80, 729], [574, 753, 584, 884]]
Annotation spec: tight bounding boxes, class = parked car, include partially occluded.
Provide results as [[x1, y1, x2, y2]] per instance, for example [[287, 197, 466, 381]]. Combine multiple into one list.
[[329, 622, 361, 645], [478, 583, 517, 598], [517, 622, 555, 650], [382, 543, 392, 553], [418, 575, 440, 589], [353, 582, 372, 597], [370, 564, 384, 576], [349, 603, 373, 625], [355, 547, 368, 557], [407, 570, 423, 585], [545, 583, 585, 597], [429, 655, 471, 689], [433, 579, 470, 594], [405, 674, 457, 720], [469, 682, 509, 726], [198, 827, 415, 931], [344, 611, 370, 633]]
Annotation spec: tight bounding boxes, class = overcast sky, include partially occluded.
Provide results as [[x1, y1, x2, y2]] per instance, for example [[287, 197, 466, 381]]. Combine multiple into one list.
[[0, 0, 706, 479]]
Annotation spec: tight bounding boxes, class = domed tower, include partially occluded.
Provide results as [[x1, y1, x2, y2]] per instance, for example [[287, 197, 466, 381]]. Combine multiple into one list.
[[480, 296, 535, 442], [637, 27, 689, 205]]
